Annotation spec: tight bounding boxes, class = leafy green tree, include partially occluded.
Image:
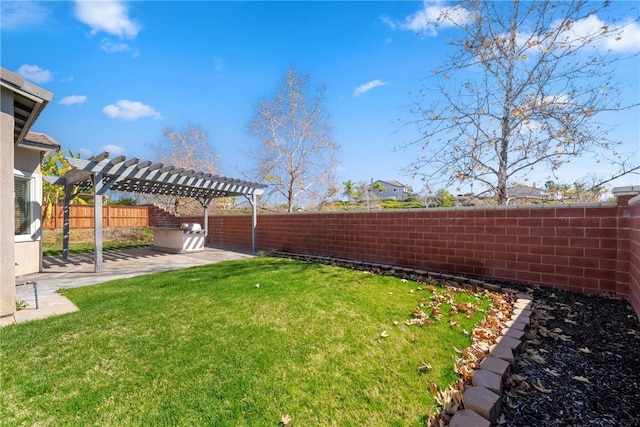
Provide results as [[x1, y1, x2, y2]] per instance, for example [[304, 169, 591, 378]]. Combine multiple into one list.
[[41, 150, 88, 221], [372, 181, 386, 194], [342, 180, 356, 203], [435, 189, 455, 207], [109, 196, 137, 206]]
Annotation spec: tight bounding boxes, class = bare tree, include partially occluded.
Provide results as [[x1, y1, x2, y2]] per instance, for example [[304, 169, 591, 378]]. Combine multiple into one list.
[[249, 67, 340, 212], [403, 0, 639, 204], [147, 124, 219, 215], [154, 124, 219, 174]]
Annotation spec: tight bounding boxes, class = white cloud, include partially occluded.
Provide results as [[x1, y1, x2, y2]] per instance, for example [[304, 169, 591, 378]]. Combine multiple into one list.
[[16, 64, 52, 83], [380, 16, 397, 30], [353, 80, 388, 97], [604, 19, 640, 52], [570, 15, 640, 53], [60, 95, 88, 106], [383, 1, 471, 35], [102, 100, 163, 120], [518, 15, 640, 53], [100, 39, 131, 53], [74, 0, 140, 39], [99, 144, 126, 156], [0, 2, 50, 30], [100, 39, 140, 57]]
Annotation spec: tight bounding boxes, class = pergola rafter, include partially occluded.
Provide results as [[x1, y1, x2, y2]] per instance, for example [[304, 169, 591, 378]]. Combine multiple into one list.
[[46, 152, 267, 272]]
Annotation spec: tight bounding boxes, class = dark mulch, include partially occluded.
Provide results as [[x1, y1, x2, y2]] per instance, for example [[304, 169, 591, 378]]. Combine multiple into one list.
[[500, 287, 640, 427]]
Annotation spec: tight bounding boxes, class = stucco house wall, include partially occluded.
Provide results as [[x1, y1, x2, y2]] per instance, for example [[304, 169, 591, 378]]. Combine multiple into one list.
[[1, 67, 54, 317], [1, 84, 16, 316]]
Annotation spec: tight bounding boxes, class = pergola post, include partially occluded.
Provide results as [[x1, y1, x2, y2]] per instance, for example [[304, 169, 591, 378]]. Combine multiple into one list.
[[91, 172, 104, 273], [245, 193, 258, 252], [62, 185, 73, 259], [201, 197, 214, 243]]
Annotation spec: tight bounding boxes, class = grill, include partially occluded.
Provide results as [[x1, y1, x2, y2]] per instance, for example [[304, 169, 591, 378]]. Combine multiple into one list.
[[181, 223, 202, 232]]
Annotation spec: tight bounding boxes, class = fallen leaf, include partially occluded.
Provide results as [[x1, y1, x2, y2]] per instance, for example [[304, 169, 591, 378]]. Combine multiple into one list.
[[572, 376, 590, 383], [527, 351, 547, 365], [564, 318, 578, 325], [419, 361, 433, 372], [380, 331, 389, 338], [533, 379, 552, 394], [392, 320, 399, 326], [280, 414, 292, 427], [531, 355, 547, 365], [401, 279, 408, 283], [428, 382, 438, 393], [255, 283, 260, 288], [578, 347, 592, 354], [543, 368, 561, 377]]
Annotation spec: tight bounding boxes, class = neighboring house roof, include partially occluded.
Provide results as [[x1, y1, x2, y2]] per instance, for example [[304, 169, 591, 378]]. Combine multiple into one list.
[[376, 179, 408, 189], [507, 184, 550, 199], [21, 132, 60, 152], [0, 67, 54, 145]]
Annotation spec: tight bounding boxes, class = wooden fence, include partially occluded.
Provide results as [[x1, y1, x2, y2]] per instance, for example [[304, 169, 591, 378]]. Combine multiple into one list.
[[42, 204, 149, 229]]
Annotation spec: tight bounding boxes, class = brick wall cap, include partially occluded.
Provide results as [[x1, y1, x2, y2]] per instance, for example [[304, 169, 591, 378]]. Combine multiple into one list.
[[612, 186, 640, 196]]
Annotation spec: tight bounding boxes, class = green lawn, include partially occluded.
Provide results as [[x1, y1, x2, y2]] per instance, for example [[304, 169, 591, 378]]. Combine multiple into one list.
[[1, 257, 490, 426]]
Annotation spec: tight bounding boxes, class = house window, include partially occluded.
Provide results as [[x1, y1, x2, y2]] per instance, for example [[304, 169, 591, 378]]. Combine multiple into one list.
[[14, 174, 35, 238]]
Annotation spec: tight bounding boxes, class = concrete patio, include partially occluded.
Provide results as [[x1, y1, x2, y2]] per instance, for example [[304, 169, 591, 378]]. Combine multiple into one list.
[[1, 246, 255, 327]]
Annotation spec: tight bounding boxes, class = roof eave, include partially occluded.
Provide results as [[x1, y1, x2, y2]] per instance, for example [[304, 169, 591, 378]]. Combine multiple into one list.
[[0, 67, 54, 145], [17, 132, 61, 153]]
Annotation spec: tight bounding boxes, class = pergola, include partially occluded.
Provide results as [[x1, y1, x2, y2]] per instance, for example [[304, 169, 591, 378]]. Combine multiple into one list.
[[46, 152, 267, 272]]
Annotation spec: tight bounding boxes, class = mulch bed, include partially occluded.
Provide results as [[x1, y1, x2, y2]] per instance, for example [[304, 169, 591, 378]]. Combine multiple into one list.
[[500, 287, 640, 427]]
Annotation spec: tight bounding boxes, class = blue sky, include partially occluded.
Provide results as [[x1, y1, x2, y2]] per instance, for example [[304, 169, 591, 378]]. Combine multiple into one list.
[[2, 0, 639, 197]]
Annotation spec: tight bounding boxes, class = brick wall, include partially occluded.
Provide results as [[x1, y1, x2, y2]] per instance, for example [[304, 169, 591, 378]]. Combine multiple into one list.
[[629, 195, 640, 319], [188, 187, 640, 319], [148, 205, 181, 228]]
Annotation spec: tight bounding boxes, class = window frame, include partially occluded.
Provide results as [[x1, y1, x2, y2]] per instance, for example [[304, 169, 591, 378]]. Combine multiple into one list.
[[14, 170, 41, 243]]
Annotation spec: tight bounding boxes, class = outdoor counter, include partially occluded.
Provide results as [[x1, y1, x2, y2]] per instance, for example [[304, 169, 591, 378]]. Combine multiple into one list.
[[151, 227, 205, 253]]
